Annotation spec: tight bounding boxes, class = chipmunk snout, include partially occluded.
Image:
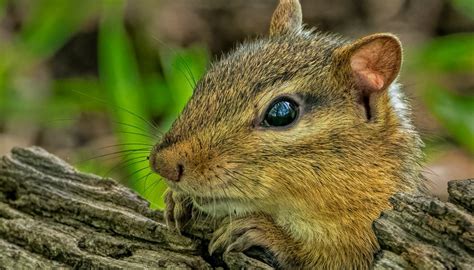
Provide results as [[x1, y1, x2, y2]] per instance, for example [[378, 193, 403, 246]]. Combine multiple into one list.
[[150, 149, 184, 182], [150, 136, 220, 185]]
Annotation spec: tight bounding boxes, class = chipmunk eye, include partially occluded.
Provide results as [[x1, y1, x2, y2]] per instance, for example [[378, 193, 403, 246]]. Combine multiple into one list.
[[262, 97, 299, 127]]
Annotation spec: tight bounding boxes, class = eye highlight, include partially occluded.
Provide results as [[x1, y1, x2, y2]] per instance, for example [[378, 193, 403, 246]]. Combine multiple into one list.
[[261, 97, 299, 127]]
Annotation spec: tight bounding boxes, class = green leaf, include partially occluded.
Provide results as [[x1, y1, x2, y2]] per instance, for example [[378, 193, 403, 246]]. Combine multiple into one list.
[[423, 84, 474, 154], [19, 0, 97, 58], [98, 0, 166, 209], [160, 45, 208, 117], [0, 0, 7, 18], [412, 34, 474, 72], [143, 74, 171, 118], [410, 34, 474, 154], [452, 0, 474, 20]]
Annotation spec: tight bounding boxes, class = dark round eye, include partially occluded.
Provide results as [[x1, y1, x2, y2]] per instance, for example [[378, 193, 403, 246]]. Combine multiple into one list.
[[262, 97, 299, 127]]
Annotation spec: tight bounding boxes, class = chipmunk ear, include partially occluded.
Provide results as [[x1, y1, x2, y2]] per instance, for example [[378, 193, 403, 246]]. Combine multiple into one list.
[[337, 33, 402, 93], [269, 0, 302, 36]]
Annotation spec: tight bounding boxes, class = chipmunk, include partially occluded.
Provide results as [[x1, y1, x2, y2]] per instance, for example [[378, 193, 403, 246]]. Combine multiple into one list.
[[149, 0, 424, 268]]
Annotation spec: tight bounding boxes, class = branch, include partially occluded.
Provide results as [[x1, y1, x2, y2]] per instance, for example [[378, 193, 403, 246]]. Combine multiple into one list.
[[0, 147, 472, 269]]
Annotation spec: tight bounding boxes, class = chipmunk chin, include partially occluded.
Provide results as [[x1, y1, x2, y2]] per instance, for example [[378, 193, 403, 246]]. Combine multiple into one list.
[[191, 196, 255, 218]]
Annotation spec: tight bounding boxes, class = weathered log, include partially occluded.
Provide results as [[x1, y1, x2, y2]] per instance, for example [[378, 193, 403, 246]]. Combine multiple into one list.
[[373, 180, 474, 269], [0, 147, 472, 269]]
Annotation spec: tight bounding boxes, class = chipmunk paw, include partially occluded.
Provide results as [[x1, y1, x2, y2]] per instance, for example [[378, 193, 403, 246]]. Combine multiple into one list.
[[208, 215, 276, 256], [164, 189, 193, 233]]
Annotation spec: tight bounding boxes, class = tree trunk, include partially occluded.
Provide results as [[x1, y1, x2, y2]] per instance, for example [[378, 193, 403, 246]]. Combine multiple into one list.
[[0, 147, 472, 269]]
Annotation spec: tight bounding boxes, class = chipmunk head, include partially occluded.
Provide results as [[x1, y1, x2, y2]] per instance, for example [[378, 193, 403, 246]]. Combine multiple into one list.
[[150, 0, 422, 217]]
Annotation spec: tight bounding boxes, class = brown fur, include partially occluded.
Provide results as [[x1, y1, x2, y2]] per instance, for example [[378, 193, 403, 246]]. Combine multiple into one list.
[[150, 0, 424, 268]]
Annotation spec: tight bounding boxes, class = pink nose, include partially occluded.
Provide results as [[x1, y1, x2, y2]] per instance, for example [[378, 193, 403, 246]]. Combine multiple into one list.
[[150, 154, 184, 182]]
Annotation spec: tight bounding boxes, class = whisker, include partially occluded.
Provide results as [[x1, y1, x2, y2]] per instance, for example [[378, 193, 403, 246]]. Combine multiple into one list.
[[95, 143, 154, 150], [144, 177, 162, 198], [47, 118, 160, 138], [115, 130, 159, 140], [142, 172, 153, 196], [214, 172, 234, 225], [133, 171, 153, 190], [152, 36, 200, 91], [104, 156, 149, 178], [181, 56, 198, 88], [112, 121, 161, 138], [222, 167, 251, 197], [71, 89, 161, 133], [179, 63, 197, 91], [80, 152, 148, 165], [77, 148, 151, 163], [122, 166, 152, 184]]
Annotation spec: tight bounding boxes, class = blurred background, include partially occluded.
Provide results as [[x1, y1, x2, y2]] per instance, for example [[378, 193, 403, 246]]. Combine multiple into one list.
[[0, 0, 472, 208]]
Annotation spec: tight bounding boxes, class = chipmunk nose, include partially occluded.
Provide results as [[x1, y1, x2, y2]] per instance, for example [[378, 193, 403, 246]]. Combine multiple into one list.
[[150, 151, 184, 182]]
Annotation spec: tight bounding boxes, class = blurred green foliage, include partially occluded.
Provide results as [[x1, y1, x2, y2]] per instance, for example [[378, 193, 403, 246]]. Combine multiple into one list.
[[0, 0, 207, 209], [98, 0, 207, 208], [410, 33, 474, 155], [0, 0, 98, 122], [19, 0, 97, 57], [453, 0, 474, 20]]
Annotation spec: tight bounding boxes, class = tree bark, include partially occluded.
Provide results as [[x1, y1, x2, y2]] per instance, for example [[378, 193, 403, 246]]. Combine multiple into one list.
[[0, 147, 472, 269]]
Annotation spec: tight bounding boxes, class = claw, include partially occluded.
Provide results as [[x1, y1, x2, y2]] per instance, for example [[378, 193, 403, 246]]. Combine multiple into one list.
[[225, 230, 255, 253], [208, 240, 217, 256], [164, 190, 175, 229], [209, 226, 227, 255], [209, 216, 271, 257], [173, 196, 192, 232], [163, 189, 193, 233], [209, 216, 296, 268]]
